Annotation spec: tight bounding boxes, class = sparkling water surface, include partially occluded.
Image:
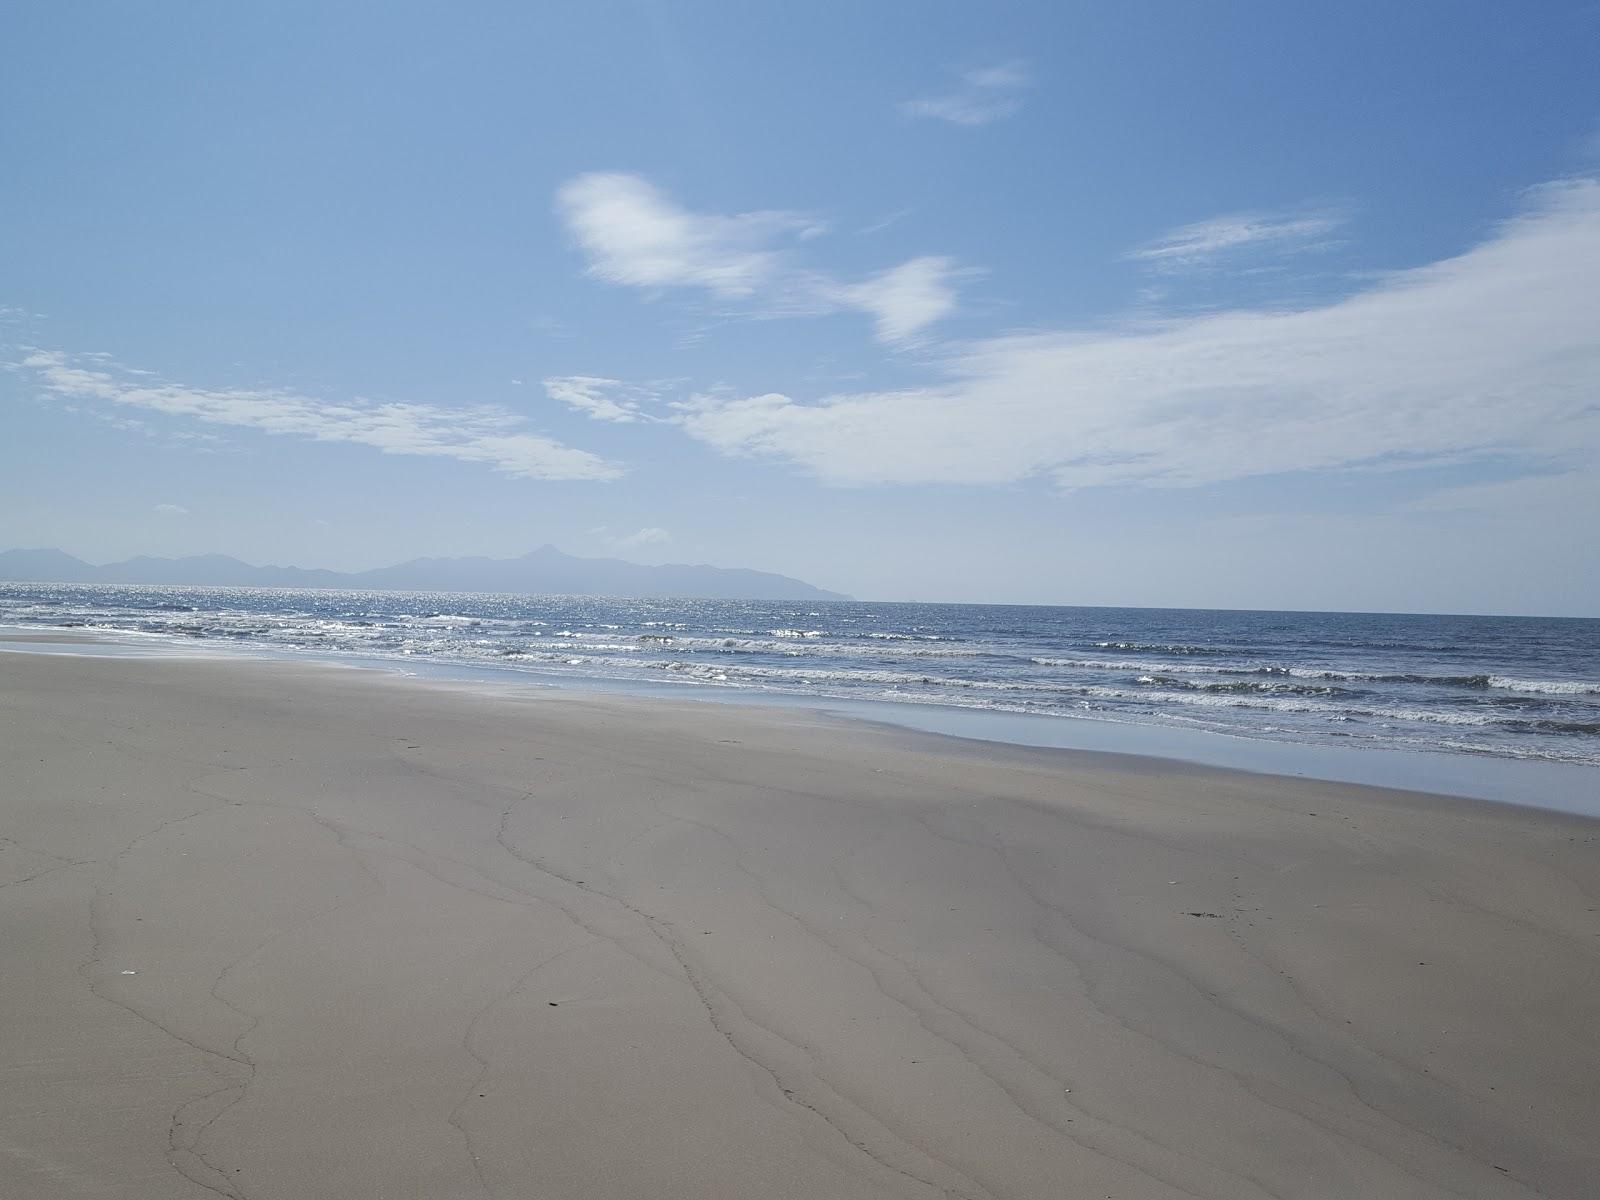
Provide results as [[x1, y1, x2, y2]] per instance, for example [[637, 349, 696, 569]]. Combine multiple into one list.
[[4, 583, 1598, 770]]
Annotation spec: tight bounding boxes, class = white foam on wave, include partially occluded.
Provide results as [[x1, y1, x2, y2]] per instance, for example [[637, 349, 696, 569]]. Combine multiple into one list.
[[1040, 658, 1600, 699], [1486, 675, 1600, 696], [650, 659, 1058, 693], [1032, 656, 1234, 674], [1125, 686, 1504, 725], [509, 639, 643, 654], [659, 634, 985, 659], [639, 664, 1490, 734]]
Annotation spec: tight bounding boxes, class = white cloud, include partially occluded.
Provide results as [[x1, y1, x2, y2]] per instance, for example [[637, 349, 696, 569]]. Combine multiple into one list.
[[835, 257, 960, 345], [674, 178, 1600, 493], [152, 503, 189, 516], [20, 352, 623, 482], [1128, 209, 1346, 271], [557, 172, 819, 298], [900, 60, 1031, 126], [556, 172, 960, 344], [614, 526, 672, 549], [543, 375, 657, 423]]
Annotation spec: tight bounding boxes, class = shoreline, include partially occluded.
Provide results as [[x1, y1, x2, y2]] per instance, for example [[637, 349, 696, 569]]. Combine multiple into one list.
[[2, 648, 1597, 1198], [4, 627, 1597, 818]]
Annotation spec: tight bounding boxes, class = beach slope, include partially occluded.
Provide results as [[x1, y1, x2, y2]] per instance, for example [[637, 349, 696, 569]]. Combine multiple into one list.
[[1, 649, 1596, 1199]]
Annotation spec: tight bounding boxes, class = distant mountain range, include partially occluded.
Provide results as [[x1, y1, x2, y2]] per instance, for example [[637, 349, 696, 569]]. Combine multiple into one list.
[[0, 546, 849, 601]]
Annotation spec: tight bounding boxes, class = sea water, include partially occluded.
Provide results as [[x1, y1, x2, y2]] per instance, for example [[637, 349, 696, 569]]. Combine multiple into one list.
[[3, 583, 1597, 771]]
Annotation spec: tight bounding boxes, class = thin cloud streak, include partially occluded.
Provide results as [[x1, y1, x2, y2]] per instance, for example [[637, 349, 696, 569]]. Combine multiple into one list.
[[20, 351, 623, 481], [899, 60, 1031, 126], [675, 178, 1600, 492], [543, 375, 656, 424], [556, 172, 961, 344], [613, 526, 671, 548], [1128, 210, 1347, 270]]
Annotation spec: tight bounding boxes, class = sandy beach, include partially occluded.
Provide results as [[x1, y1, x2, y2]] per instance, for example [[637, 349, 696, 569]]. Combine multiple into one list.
[[1, 646, 1597, 1199]]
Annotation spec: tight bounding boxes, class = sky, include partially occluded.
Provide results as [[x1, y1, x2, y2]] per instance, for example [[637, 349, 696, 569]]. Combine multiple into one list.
[[3, 2, 1599, 614]]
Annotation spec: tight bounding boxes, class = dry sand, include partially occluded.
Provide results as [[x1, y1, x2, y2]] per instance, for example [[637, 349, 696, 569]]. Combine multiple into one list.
[[1, 647, 1597, 1199]]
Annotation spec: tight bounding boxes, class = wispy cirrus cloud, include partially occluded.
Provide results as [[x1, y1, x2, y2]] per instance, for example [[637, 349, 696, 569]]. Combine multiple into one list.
[[542, 375, 660, 424], [672, 177, 1600, 492], [899, 60, 1031, 126], [1127, 209, 1347, 271], [556, 172, 962, 344], [17, 351, 623, 481], [613, 526, 671, 549]]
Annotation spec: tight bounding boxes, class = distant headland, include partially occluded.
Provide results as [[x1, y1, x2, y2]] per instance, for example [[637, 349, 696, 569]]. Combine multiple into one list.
[[0, 545, 849, 602]]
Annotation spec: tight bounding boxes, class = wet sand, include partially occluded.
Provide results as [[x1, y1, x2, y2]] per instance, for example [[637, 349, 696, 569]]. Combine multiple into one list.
[[1, 648, 1596, 1198]]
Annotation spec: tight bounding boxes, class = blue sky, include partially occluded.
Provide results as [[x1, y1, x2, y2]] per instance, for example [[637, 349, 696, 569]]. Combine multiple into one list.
[[3, 2, 1598, 613]]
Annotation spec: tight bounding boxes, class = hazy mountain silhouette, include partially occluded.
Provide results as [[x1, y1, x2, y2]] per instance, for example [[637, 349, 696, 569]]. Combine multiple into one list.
[[0, 545, 849, 601]]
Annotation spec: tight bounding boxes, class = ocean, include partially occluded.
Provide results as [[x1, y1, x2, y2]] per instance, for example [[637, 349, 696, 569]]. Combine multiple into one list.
[[3, 582, 1598, 770]]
